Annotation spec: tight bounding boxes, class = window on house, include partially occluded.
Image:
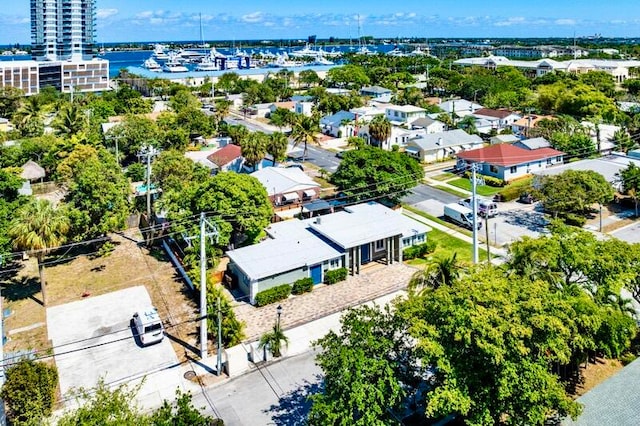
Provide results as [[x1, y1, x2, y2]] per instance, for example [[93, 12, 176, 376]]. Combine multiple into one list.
[[329, 258, 340, 268], [546, 158, 552, 165], [556, 156, 562, 162], [403, 238, 410, 246], [510, 166, 518, 174], [375, 240, 385, 251], [490, 165, 498, 173]]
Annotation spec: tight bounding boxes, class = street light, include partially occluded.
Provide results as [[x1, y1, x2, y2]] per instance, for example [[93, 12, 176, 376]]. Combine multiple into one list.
[[276, 305, 283, 329]]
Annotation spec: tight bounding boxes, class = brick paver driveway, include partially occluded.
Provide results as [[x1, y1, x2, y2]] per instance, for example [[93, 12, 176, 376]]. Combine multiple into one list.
[[233, 262, 418, 342]]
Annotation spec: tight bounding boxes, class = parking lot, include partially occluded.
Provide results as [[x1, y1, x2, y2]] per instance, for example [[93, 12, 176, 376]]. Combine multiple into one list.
[[47, 286, 193, 410]]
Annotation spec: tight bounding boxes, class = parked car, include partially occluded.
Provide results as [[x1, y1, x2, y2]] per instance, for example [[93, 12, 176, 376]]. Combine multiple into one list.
[[132, 307, 164, 346], [458, 197, 498, 218], [518, 192, 537, 204]]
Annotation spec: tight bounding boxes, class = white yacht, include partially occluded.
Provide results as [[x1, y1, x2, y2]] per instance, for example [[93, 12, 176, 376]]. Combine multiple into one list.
[[310, 55, 334, 66], [195, 57, 219, 71], [143, 57, 162, 72], [290, 43, 318, 58], [152, 44, 170, 61], [162, 59, 189, 73]]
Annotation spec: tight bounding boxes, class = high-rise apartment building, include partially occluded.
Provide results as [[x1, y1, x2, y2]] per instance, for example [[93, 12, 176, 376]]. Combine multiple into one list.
[[31, 0, 96, 61], [0, 0, 109, 95]]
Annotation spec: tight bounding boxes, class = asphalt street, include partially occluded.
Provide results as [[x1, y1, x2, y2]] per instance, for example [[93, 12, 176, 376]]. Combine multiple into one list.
[[402, 183, 460, 207], [293, 144, 342, 172], [195, 350, 322, 426]]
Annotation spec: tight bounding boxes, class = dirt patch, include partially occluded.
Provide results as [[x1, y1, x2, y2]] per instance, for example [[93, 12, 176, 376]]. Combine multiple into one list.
[[1, 234, 199, 364], [572, 357, 624, 397]]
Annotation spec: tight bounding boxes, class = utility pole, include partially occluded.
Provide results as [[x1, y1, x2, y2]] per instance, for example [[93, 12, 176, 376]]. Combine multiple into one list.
[[196, 213, 219, 363], [471, 164, 479, 264], [217, 297, 222, 375], [199, 213, 208, 360], [485, 214, 491, 263], [138, 145, 159, 223]]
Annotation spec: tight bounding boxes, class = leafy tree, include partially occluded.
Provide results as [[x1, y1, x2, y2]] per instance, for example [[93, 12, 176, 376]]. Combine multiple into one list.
[[457, 115, 478, 134], [298, 69, 321, 88], [126, 162, 146, 181], [240, 131, 267, 169], [269, 107, 294, 130], [106, 115, 161, 158], [225, 124, 249, 146], [195, 172, 273, 247], [149, 389, 214, 426], [206, 284, 246, 347], [618, 162, 640, 216], [290, 114, 320, 160], [331, 147, 423, 202], [549, 131, 595, 158], [1, 359, 58, 425], [622, 78, 640, 95], [176, 108, 216, 138], [152, 149, 209, 194], [397, 268, 583, 425], [266, 132, 289, 165], [169, 89, 201, 113], [346, 136, 366, 149], [382, 72, 415, 90], [579, 71, 616, 97], [61, 147, 130, 239], [9, 199, 69, 306], [536, 170, 614, 217], [309, 305, 419, 426], [0, 85, 24, 118], [368, 115, 392, 148], [14, 95, 47, 137], [216, 72, 241, 94], [326, 65, 370, 89]]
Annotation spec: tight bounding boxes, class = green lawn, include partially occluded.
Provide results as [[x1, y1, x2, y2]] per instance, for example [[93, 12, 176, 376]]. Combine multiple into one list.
[[431, 172, 457, 181], [434, 185, 469, 198], [406, 227, 490, 266], [448, 178, 502, 197]]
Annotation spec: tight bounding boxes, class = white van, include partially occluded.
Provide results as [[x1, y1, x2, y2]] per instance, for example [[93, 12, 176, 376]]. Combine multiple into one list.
[[458, 198, 498, 218], [133, 307, 164, 346]]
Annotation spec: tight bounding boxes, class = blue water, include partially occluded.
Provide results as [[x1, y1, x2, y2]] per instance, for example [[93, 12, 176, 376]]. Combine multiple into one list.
[[1, 45, 397, 78]]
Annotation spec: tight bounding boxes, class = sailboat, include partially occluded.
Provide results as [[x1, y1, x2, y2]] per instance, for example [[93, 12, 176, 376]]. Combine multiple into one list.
[[197, 13, 209, 48], [355, 15, 376, 55]]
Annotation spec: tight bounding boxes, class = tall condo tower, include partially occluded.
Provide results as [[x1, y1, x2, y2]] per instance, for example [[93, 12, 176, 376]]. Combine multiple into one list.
[[31, 0, 96, 61]]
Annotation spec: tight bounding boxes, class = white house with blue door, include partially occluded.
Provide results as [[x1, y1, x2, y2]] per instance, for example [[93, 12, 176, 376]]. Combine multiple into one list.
[[225, 202, 431, 304]]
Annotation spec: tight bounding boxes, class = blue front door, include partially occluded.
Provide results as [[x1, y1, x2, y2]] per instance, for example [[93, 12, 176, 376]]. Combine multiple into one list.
[[361, 244, 370, 264], [310, 264, 322, 284]]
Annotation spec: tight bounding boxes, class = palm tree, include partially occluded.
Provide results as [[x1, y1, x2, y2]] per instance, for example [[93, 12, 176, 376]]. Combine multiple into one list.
[[53, 102, 87, 136], [409, 253, 460, 293], [266, 132, 289, 166], [259, 322, 289, 358], [226, 124, 249, 146], [15, 96, 47, 127], [457, 115, 478, 134], [9, 199, 70, 306], [290, 114, 320, 161], [240, 132, 267, 169], [368, 115, 392, 148], [213, 99, 232, 130]]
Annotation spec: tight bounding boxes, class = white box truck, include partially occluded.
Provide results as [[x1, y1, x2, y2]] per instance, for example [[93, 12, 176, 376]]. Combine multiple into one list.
[[444, 203, 482, 230]]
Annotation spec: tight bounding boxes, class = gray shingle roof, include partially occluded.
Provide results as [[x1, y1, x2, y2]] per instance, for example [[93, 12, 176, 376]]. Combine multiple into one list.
[[408, 129, 483, 151], [563, 358, 640, 426]]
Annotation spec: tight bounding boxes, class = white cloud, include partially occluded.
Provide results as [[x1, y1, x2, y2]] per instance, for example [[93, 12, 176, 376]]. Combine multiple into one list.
[[494, 16, 526, 27], [555, 18, 576, 26], [96, 8, 118, 19], [241, 12, 264, 23]]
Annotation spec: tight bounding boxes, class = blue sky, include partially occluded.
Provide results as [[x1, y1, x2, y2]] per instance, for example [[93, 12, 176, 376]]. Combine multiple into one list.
[[2, 1, 640, 44]]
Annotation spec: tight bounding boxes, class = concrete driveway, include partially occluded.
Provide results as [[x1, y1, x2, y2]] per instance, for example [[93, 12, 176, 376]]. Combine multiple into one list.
[[610, 221, 640, 244], [488, 203, 549, 247], [47, 286, 192, 410]]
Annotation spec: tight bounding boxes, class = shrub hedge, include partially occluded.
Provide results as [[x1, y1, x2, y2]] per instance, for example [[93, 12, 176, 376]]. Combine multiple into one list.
[[402, 240, 437, 260], [255, 284, 291, 307], [325, 267, 348, 285], [292, 277, 314, 295], [463, 171, 506, 187], [498, 178, 534, 201]]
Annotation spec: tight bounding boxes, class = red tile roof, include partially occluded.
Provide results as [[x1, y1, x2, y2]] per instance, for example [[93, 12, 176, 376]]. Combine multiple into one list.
[[207, 144, 242, 167], [473, 108, 516, 119], [457, 144, 564, 167]]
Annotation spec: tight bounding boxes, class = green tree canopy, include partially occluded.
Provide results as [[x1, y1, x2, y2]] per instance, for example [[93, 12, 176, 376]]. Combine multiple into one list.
[[535, 169, 614, 216], [1, 359, 58, 425], [194, 172, 273, 247], [331, 147, 423, 202], [326, 65, 370, 89], [618, 162, 640, 215], [309, 305, 419, 425]]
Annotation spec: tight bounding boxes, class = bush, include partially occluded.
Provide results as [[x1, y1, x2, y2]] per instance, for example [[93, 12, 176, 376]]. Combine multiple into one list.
[[292, 277, 314, 295], [559, 212, 587, 227], [125, 162, 146, 181], [324, 267, 348, 285], [255, 284, 291, 307], [498, 178, 533, 201], [402, 240, 437, 260], [1, 359, 58, 425], [463, 171, 506, 187]]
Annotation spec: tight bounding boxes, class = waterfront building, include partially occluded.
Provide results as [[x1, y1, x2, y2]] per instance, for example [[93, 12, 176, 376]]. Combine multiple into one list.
[[0, 0, 108, 95]]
